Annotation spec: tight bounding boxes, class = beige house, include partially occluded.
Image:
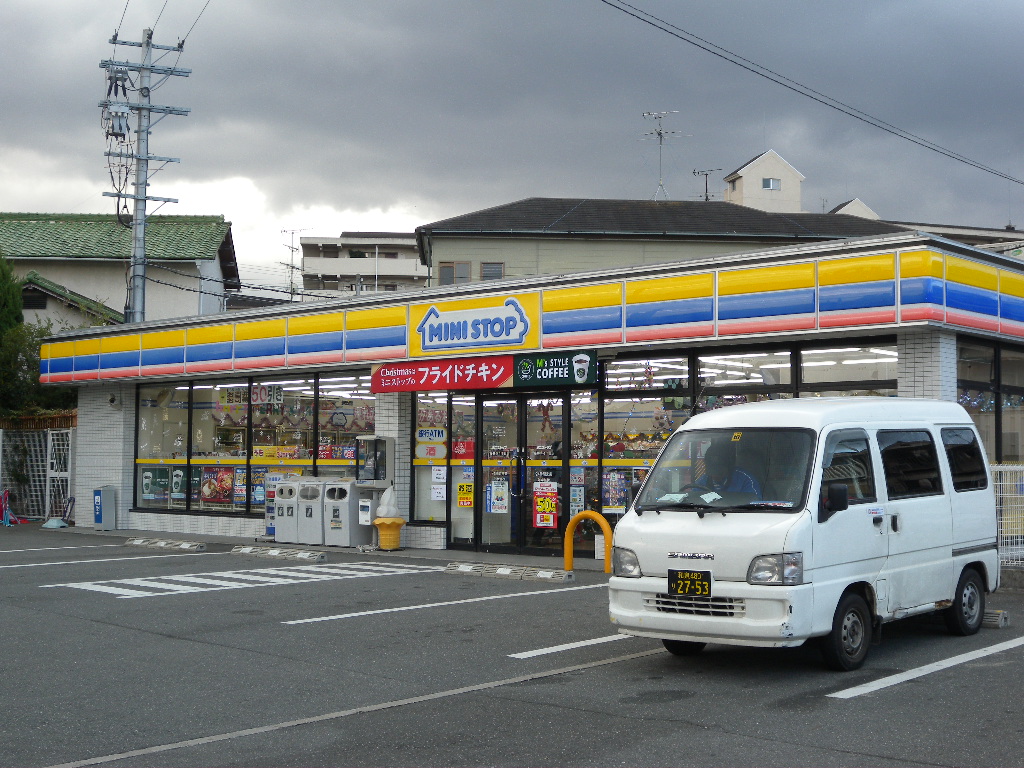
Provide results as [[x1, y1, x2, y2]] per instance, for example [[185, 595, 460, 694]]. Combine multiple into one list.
[[723, 150, 805, 213]]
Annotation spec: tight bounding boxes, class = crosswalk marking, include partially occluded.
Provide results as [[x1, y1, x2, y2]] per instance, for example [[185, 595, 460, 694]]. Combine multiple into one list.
[[41, 561, 445, 599]]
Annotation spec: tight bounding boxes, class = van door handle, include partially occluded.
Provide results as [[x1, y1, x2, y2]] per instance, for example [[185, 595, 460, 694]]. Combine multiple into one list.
[[890, 514, 899, 533]]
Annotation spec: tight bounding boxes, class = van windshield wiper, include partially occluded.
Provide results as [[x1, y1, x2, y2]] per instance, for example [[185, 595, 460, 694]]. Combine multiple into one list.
[[636, 500, 723, 518]]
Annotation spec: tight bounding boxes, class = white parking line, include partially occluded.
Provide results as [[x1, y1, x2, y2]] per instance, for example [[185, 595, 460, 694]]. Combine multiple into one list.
[[284, 584, 607, 625], [0, 545, 123, 554], [44, 648, 665, 768], [509, 634, 631, 658], [1, 552, 216, 569], [42, 562, 446, 598], [828, 636, 1024, 699]]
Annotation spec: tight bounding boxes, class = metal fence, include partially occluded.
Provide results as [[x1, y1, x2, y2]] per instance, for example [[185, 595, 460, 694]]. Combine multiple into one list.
[[994, 464, 1024, 568]]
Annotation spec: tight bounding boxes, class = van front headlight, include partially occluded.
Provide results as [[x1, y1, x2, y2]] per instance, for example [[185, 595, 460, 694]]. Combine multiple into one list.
[[747, 552, 803, 585], [612, 547, 643, 578]]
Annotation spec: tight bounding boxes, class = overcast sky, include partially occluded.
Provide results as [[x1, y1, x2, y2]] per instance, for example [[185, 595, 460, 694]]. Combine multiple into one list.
[[3, 1, 1023, 292]]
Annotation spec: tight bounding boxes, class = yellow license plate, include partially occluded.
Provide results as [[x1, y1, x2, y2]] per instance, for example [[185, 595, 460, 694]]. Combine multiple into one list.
[[668, 569, 712, 597]]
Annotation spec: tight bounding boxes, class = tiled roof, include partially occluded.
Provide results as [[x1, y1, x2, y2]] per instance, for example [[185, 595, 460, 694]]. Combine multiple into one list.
[[22, 270, 124, 324], [418, 198, 910, 240], [0, 213, 232, 262]]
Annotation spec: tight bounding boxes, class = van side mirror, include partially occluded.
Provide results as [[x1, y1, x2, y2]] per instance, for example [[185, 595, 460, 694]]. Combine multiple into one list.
[[818, 482, 849, 523]]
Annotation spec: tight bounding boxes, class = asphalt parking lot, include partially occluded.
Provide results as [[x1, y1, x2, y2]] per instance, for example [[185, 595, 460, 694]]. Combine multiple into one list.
[[3, 523, 1024, 768]]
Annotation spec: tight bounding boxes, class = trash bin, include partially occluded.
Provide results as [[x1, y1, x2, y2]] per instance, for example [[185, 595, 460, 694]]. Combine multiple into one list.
[[372, 517, 406, 550]]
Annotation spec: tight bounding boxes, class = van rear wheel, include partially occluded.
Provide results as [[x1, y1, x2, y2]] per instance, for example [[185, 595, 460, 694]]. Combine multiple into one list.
[[662, 639, 706, 656], [944, 568, 985, 636], [821, 593, 872, 671]]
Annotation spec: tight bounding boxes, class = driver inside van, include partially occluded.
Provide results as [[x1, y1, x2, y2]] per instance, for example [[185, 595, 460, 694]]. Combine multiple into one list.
[[696, 440, 762, 498]]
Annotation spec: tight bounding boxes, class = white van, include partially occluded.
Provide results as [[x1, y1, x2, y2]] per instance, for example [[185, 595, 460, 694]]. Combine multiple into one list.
[[608, 398, 999, 670]]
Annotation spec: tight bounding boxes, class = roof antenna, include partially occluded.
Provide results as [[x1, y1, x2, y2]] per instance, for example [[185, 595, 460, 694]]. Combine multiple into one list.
[[642, 111, 685, 200], [692, 168, 721, 202]]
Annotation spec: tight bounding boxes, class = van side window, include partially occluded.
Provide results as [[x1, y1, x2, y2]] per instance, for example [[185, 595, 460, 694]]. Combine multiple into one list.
[[877, 430, 943, 499], [941, 428, 988, 492], [820, 429, 876, 504]]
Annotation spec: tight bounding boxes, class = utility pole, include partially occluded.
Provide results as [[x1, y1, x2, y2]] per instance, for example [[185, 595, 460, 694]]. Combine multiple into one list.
[[281, 228, 310, 301], [99, 29, 190, 323], [692, 168, 722, 202]]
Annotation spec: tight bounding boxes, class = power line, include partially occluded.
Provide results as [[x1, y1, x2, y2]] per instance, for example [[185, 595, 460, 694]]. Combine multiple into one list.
[[598, 0, 1024, 186]]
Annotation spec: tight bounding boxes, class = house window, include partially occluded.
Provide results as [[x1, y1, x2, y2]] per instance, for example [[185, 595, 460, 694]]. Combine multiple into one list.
[[22, 290, 47, 310], [439, 262, 471, 285], [762, 178, 781, 190], [480, 262, 505, 281]]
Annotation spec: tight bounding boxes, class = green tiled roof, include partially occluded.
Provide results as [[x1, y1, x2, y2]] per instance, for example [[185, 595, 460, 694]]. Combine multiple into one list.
[[0, 213, 232, 262], [22, 271, 124, 324]]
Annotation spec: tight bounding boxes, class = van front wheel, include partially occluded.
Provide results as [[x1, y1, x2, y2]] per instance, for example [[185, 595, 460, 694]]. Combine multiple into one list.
[[944, 568, 985, 636], [662, 639, 706, 656], [821, 593, 872, 671]]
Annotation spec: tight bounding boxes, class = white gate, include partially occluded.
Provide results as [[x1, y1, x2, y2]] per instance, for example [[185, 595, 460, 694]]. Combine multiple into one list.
[[46, 429, 74, 520]]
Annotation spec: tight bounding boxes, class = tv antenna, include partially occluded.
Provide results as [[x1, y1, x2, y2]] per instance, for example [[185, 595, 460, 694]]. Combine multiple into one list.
[[642, 111, 686, 200], [692, 168, 721, 202]]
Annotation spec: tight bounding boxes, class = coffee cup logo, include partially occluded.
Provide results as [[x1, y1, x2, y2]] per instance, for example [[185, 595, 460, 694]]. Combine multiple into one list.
[[172, 470, 183, 493], [142, 472, 152, 493], [572, 353, 591, 384]]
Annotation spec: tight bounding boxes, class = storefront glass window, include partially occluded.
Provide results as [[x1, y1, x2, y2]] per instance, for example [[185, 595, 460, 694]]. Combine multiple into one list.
[[317, 373, 375, 475], [957, 389, 996, 461], [136, 384, 189, 510], [188, 380, 250, 512], [800, 345, 897, 387], [604, 357, 688, 392], [699, 350, 791, 390], [695, 392, 793, 414], [449, 395, 477, 544], [958, 341, 996, 385], [602, 395, 689, 516], [413, 391, 449, 523]]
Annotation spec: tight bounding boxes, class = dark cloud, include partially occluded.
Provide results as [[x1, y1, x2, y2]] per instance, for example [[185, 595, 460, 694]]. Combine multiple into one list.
[[3, 0, 1023, 270]]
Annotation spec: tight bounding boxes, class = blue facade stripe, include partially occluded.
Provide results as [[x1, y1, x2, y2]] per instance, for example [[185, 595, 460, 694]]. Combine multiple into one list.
[[48, 357, 73, 374], [1001, 294, 1024, 324], [185, 341, 234, 363], [819, 281, 895, 312], [40, 359, 50, 375], [718, 288, 816, 321], [946, 282, 998, 316], [543, 306, 622, 335], [900, 277, 944, 305], [141, 347, 185, 367], [100, 350, 141, 370], [234, 337, 286, 359], [286, 331, 344, 355], [346, 326, 406, 350], [625, 297, 714, 328], [74, 354, 99, 371]]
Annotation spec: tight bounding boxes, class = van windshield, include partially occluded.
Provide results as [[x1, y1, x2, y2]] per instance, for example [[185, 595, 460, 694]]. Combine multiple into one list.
[[634, 428, 815, 512]]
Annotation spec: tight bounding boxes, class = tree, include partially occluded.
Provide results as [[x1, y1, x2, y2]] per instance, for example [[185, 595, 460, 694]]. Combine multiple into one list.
[[0, 255, 23, 332], [0, 255, 75, 416]]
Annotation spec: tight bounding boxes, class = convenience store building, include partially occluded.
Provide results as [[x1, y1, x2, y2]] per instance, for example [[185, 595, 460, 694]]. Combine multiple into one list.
[[41, 230, 1024, 555]]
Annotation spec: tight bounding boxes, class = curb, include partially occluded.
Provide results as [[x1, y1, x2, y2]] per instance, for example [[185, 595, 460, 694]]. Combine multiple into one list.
[[444, 562, 575, 582], [125, 537, 206, 552], [231, 545, 326, 562]]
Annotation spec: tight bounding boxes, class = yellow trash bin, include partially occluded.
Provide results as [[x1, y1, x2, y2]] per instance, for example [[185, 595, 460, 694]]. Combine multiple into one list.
[[372, 517, 406, 551]]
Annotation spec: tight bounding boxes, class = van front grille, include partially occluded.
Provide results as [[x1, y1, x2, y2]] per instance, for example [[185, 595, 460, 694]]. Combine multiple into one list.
[[648, 593, 746, 617]]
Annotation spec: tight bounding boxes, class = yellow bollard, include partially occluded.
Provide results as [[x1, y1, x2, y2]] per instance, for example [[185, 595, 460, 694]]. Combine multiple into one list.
[[564, 510, 614, 574]]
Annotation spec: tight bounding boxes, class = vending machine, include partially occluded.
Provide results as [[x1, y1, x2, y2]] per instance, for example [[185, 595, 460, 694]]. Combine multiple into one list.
[[296, 480, 325, 546], [323, 480, 371, 547], [273, 481, 299, 544]]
